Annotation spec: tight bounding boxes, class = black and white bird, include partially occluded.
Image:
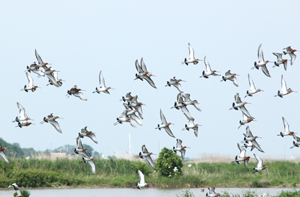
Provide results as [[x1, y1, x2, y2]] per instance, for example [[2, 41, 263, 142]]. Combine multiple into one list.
[[139, 145, 156, 170]]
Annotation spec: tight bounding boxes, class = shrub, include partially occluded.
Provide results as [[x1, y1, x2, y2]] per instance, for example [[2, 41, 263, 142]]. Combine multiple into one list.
[[156, 147, 183, 177], [130, 161, 152, 176], [20, 190, 31, 197], [176, 189, 195, 197]]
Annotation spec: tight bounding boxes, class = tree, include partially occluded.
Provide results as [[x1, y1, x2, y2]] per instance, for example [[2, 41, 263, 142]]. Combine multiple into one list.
[[156, 147, 183, 177]]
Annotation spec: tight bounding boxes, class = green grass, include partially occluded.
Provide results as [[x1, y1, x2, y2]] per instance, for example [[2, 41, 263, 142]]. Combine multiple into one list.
[[1, 159, 300, 188]]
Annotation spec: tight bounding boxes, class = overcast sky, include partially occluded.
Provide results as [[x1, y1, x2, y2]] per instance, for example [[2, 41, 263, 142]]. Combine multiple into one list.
[[1, 1, 300, 160]]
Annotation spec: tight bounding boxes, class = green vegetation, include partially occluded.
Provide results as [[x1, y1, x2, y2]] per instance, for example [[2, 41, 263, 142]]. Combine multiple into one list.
[[222, 190, 300, 197], [1, 146, 300, 189], [20, 190, 31, 197], [156, 147, 183, 177], [176, 189, 195, 197]]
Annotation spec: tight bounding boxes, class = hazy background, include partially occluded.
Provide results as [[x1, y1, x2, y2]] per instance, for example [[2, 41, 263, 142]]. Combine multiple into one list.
[[1, 1, 299, 160]]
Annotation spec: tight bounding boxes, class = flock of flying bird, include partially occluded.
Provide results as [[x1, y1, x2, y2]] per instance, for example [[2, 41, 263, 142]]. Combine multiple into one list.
[[0, 43, 299, 192]]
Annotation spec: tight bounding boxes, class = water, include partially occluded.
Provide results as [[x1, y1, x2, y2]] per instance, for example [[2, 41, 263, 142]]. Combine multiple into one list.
[[0, 188, 296, 197]]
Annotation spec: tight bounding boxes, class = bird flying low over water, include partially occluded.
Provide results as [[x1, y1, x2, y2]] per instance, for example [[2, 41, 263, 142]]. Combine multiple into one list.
[[41, 113, 62, 133], [134, 58, 157, 88], [275, 75, 296, 98], [67, 85, 87, 101], [253, 154, 267, 173], [206, 187, 221, 197], [156, 109, 175, 138], [283, 46, 298, 65], [139, 145, 156, 170], [136, 170, 147, 189], [183, 43, 202, 65], [93, 70, 114, 94], [221, 70, 239, 87], [8, 183, 19, 192], [232, 143, 250, 168], [254, 44, 272, 77], [243, 126, 264, 153], [166, 77, 185, 93], [173, 139, 189, 160], [277, 117, 296, 138], [0, 143, 9, 164], [200, 56, 220, 78], [21, 72, 39, 92], [245, 74, 263, 98], [79, 126, 98, 144], [74, 136, 95, 174], [273, 52, 288, 70]]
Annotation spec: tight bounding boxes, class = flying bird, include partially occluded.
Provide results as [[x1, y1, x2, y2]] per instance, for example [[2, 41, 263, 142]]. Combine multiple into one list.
[[253, 154, 267, 173], [238, 113, 255, 129], [243, 126, 264, 153], [67, 85, 87, 101], [221, 70, 239, 87], [230, 93, 253, 119], [134, 58, 157, 88], [156, 109, 175, 138], [183, 43, 202, 65], [182, 117, 201, 137], [173, 139, 189, 160], [13, 102, 33, 128], [74, 137, 95, 174], [277, 117, 296, 137], [21, 72, 39, 92], [136, 170, 147, 189], [253, 44, 271, 77], [275, 75, 296, 98], [290, 135, 300, 149], [0, 143, 9, 164], [245, 74, 263, 98], [200, 56, 220, 78], [26, 62, 45, 77], [232, 143, 250, 168], [166, 77, 185, 93], [182, 93, 201, 111], [41, 113, 62, 133], [273, 52, 288, 70], [283, 46, 298, 65], [139, 145, 156, 170], [93, 70, 114, 94], [79, 126, 98, 144], [114, 111, 136, 128]]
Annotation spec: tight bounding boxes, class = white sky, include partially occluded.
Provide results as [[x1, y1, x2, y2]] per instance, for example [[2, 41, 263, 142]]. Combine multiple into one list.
[[1, 1, 300, 160]]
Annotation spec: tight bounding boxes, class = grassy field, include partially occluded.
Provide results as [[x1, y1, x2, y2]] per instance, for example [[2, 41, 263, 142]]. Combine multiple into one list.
[[1, 158, 300, 188]]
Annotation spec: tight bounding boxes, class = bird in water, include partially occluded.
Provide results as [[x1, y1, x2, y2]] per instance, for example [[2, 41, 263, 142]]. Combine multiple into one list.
[[206, 187, 221, 197]]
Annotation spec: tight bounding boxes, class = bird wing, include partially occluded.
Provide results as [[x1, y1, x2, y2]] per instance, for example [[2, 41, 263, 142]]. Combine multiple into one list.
[[188, 43, 195, 60], [135, 59, 143, 73], [281, 75, 287, 93], [252, 140, 264, 153], [290, 53, 296, 65], [193, 101, 201, 111], [240, 106, 253, 119], [204, 56, 212, 72], [160, 109, 167, 124], [238, 143, 246, 157], [294, 135, 300, 142], [181, 106, 193, 120], [99, 70, 106, 87], [88, 133, 98, 144], [273, 52, 282, 61], [35, 49, 44, 64], [235, 93, 242, 103], [47, 73, 60, 87], [142, 75, 157, 89], [130, 114, 143, 126], [173, 83, 184, 93], [26, 72, 34, 87], [257, 44, 264, 61], [86, 159, 96, 174], [282, 117, 290, 133], [254, 153, 263, 168], [180, 149, 186, 160], [164, 127, 175, 138], [246, 126, 253, 137], [183, 93, 191, 102], [194, 127, 198, 137], [76, 137, 83, 149], [49, 120, 62, 133], [177, 93, 184, 103], [145, 155, 156, 170], [142, 145, 148, 154], [74, 92, 87, 101], [232, 77, 239, 87], [17, 102, 27, 120], [225, 70, 231, 77], [0, 151, 9, 164], [140, 57, 148, 72], [248, 74, 256, 91], [138, 170, 145, 184], [261, 65, 271, 77], [176, 139, 183, 147]]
